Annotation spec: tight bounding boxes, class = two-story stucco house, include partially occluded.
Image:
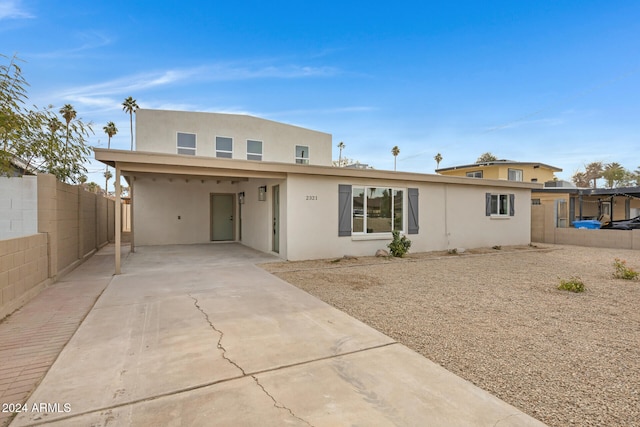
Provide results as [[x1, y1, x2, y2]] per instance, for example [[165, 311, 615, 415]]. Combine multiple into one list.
[[437, 160, 561, 183], [95, 109, 541, 271]]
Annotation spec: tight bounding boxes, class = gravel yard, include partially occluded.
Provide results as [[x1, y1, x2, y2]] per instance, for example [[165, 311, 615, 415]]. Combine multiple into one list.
[[261, 245, 640, 427]]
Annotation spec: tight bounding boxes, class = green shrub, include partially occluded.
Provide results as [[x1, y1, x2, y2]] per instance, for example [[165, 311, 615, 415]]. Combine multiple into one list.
[[557, 277, 585, 293], [387, 230, 411, 257], [613, 258, 639, 280]]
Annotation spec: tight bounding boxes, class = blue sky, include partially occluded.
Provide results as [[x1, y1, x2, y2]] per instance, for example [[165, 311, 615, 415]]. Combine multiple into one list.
[[3, 0, 640, 189]]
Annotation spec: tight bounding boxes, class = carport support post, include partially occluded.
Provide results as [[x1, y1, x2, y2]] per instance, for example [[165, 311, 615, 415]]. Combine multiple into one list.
[[115, 166, 121, 275]]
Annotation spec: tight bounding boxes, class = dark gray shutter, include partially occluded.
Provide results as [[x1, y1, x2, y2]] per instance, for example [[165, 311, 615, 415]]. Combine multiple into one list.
[[509, 193, 515, 216], [485, 193, 492, 216], [408, 188, 419, 234], [338, 185, 352, 236]]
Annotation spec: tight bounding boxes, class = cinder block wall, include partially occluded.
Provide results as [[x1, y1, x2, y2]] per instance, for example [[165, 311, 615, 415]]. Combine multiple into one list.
[[0, 174, 116, 318], [0, 234, 49, 319], [531, 204, 640, 250]]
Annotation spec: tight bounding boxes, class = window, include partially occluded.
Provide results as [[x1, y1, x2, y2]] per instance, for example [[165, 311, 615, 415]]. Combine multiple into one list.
[[177, 132, 196, 155], [532, 199, 541, 205], [352, 187, 403, 234], [216, 137, 233, 158], [486, 193, 515, 216], [295, 145, 309, 164], [247, 140, 263, 161], [339, 185, 418, 236], [466, 171, 483, 178], [508, 168, 523, 181]]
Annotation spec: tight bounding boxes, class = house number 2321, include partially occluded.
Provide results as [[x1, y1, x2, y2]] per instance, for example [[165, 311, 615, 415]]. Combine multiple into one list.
[[306, 196, 318, 200]]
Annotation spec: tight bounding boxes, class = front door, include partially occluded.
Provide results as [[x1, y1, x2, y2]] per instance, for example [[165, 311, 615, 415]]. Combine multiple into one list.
[[210, 194, 234, 241], [272, 185, 280, 253]]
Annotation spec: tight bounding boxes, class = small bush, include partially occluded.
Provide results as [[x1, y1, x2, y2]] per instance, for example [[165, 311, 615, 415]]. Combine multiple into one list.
[[557, 277, 585, 293], [387, 230, 411, 257], [613, 258, 639, 280], [492, 245, 502, 250]]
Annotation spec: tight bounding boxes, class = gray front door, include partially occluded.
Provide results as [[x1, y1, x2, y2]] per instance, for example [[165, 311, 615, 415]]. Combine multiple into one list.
[[211, 194, 234, 241], [272, 185, 279, 253]]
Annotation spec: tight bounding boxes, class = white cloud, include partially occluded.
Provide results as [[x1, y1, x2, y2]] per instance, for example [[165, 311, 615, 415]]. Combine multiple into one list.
[[31, 31, 113, 59], [54, 61, 341, 110], [0, 0, 33, 20]]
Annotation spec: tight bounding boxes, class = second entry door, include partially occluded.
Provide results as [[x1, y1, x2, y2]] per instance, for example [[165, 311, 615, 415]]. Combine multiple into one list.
[[211, 194, 234, 241]]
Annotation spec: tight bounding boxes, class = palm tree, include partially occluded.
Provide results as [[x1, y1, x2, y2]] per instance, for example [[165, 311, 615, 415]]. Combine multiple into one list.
[[122, 96, 139, 150], [59, 104, 76, 152], [102, 121, 118, 194], [337, 141, 345, 167], [585, 161, 603, 188], [391, 146, 400, 171], [104, 169, 113, 196], [103, 121, 118, 150], [603, 162, 625, 188], [434, 152, 443, 169]]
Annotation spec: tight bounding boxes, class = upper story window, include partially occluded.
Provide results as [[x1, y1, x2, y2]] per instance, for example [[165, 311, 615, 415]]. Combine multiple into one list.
[[295, 145, 309, 164], [247, 140, 263, 161], [466, 171, 483, 178], [352, 187, 404, 234], [216, 137, 233, 158], [177, 132, 196, 155], [508, 168, 523, 181]]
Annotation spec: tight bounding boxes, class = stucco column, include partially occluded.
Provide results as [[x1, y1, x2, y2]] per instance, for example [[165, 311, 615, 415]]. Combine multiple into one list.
[[115, 167, 121, 274], [130, 177, 135, 253]]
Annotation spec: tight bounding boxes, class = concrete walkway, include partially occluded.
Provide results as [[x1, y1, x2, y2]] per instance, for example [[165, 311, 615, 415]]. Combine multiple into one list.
[[6, 243, 546, 426]]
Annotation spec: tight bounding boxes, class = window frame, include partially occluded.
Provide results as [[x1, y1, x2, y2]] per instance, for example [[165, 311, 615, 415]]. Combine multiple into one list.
[[486, 192, 515, 217], [215, 136, 233, 158], [466, 170, 483, 178], [352, 186, 405, 235], [246, 139, 263, 161], [176, 132, 196, 156], [508, 168, 523, 181], [295, 145, 309, 164]]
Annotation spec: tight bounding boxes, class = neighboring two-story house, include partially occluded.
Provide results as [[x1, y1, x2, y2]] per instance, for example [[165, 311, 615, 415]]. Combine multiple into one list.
[[95, 109, 540, 268], [436, 160, 562, 183]]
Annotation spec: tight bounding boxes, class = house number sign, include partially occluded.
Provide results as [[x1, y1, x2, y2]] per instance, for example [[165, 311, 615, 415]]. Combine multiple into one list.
[[305, 196, 318, 200]]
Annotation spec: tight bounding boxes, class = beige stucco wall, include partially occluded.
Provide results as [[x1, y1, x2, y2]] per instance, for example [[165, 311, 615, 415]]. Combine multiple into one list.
[[133, 176, 289, 257], [441, 165, 556, 183], [284, 174, 532, 261], [136, 109, 333, 166], [0, 176, 38, 240]]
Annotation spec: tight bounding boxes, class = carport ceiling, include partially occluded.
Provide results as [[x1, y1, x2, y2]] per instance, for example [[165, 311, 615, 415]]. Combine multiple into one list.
[[124, 171, 250, 183]]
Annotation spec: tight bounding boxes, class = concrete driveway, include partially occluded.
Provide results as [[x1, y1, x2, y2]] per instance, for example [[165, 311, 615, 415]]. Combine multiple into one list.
[[11, 243, 546, 426]]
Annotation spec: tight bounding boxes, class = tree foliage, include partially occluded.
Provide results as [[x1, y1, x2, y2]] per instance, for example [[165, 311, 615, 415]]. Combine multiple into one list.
[[573, 161, 637, 188], [1, 54, 93, 182], [476, 152, 498, 163]]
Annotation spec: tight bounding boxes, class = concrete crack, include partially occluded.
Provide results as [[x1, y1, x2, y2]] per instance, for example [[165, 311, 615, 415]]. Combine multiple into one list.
[[189, 294, 314, 426], [252, 376, 315, 427], [189, 294, 246, 375]]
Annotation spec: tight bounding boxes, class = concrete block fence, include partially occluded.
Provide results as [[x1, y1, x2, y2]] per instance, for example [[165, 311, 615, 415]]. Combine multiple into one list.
[[0, 175, 115, 319]]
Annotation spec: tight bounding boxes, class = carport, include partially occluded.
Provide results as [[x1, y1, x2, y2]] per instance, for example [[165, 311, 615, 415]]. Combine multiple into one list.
[[95, 148, 287, 274]]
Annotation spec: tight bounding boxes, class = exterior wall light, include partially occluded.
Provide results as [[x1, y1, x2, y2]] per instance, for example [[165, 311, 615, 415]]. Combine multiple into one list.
[[258, 186, 267, 201]]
